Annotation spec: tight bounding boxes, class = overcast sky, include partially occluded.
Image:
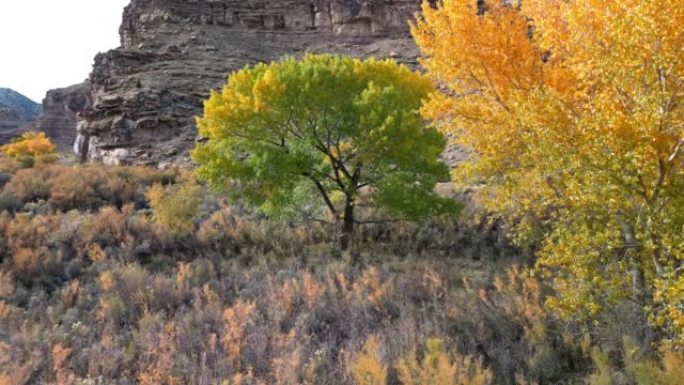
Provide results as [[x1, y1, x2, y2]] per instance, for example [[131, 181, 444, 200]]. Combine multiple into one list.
[[0, 0, 130, 102]]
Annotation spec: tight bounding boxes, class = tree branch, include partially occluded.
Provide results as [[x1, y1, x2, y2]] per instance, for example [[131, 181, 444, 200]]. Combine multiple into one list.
[[303, 173, 337, 218]]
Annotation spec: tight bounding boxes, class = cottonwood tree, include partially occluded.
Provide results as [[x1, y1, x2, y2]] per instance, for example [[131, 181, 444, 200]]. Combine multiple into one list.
[[193, 54, 458, 249], [412, 0, 684, 345], [1, 131, 58, 167]]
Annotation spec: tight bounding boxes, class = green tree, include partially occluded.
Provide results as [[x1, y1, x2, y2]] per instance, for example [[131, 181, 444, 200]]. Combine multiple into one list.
[[193, 54, 457, 249]]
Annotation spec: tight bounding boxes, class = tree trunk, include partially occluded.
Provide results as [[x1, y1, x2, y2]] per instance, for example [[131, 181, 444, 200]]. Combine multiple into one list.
[[621, 220, 655, 353], [339, 202, 355, 251]]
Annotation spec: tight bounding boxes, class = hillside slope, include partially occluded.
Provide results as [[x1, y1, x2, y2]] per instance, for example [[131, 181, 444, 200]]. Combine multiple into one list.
[[0, 88, 40, 122], [0, 88, 42, 143]]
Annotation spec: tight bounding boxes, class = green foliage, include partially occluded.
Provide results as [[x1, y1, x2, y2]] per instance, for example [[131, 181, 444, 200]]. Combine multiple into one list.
[[193, 54, 459, 247]]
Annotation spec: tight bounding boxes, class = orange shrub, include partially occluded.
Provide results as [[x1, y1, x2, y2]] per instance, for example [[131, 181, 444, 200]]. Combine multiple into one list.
[[0, 131, 57, 167], [1, 167, 51, 204]]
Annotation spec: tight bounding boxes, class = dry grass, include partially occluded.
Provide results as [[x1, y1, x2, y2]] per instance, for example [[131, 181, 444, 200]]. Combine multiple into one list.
[[0, 162, 677, 385]]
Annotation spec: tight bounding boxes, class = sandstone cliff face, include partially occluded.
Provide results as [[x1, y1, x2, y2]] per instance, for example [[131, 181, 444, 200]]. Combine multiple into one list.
[[72, 0, 422, 166]]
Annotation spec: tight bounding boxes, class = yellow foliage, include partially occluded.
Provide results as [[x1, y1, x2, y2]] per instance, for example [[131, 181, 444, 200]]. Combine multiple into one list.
[[1, 131, 58, 167], [147, 178, 203, 235], [396, 338, 491, 385], [413, 0, 684, 343], [589, 339, 684, 385], [350, 336, 388, 385]]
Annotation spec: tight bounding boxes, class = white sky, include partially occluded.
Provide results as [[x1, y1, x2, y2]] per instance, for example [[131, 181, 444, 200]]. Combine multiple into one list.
[[0, 0, 130, 102]]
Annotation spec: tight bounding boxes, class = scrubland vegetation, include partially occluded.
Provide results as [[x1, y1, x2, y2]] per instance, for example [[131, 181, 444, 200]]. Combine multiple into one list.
[[1, 156, 680, 385], [0, 144, 681, 384], [2, 0, 684, 384]]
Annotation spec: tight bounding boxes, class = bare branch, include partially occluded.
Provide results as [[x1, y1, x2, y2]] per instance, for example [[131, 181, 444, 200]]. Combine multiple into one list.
[[303, 173, 337, 218]]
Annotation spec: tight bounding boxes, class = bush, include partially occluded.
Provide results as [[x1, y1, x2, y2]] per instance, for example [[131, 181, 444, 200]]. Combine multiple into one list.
[[396, 338, 491, 385], [2, 167, 51, 204], [147, 177, 203, 235], [589, 339, 684, 385], [0, 131, 57, 167], [1, 164, 179, 212]]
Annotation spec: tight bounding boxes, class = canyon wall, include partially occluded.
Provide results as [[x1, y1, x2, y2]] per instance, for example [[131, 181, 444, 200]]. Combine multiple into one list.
[[65, 0, 422, 166], [27, 83, 91, 151]]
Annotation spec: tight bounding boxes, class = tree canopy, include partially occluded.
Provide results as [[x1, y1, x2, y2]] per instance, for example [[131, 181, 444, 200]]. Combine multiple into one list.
[[193, 54, 458, 249], [412, 0, 684, 345], [1, 131, 57, 167]]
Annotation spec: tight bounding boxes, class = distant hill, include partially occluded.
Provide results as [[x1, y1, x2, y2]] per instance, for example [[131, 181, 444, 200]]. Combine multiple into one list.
[[0, 88, 42, 143], [0, 88, 41, 121]]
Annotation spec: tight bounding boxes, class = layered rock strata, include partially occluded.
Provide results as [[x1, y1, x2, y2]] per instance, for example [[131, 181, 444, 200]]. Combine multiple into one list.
[[69, 0, 422, 166], [27, 83, 91, 151]]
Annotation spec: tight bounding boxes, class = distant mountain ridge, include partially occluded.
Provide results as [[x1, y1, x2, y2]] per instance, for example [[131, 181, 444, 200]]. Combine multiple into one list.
[[0, 88, 42, 144], [0, 88, 41, 122]]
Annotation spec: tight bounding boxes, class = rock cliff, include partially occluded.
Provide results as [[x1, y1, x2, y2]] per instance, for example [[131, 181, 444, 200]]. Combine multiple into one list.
[[68, 0, 422, 166], [26, 83, 91, 151]]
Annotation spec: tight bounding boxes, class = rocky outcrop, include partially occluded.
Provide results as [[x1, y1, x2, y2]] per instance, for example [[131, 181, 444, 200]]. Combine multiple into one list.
[[0, 107, 24, 143], [25, 83, 91, 151], [0, 88, 42, 143], [70, 0, 422, 166], [119, 0, 421, 46]]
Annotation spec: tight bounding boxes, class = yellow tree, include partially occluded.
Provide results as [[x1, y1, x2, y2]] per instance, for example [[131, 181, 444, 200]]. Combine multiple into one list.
[[413, 0, 684, 345], [1, 131, 58, 167]]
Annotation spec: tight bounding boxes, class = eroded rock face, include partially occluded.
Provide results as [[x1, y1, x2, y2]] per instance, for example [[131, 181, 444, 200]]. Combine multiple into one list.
[[72, 0, 422, 166], [120, 0, 421, 46], [27, 83, 91, 151]]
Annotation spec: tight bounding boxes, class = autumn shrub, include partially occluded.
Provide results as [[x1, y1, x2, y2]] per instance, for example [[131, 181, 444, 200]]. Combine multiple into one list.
[[1, 166, 52, 204], [147, 177, 203, 235], [0, 243, 654, 385], [0, 154, 21, 176], [350, 336, 492, 385], [1, 213, 75, 287], [0, 162, 664, 385], [350, 336, 388, 385], [396, 338, 492, 385], [96, 264, 179, 326], [0, 131, 57, 168], [589, 339, 684, 385], [197, 204, 330, 259], [76, 204, 168, 262], [0, 164, 179, 212]]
